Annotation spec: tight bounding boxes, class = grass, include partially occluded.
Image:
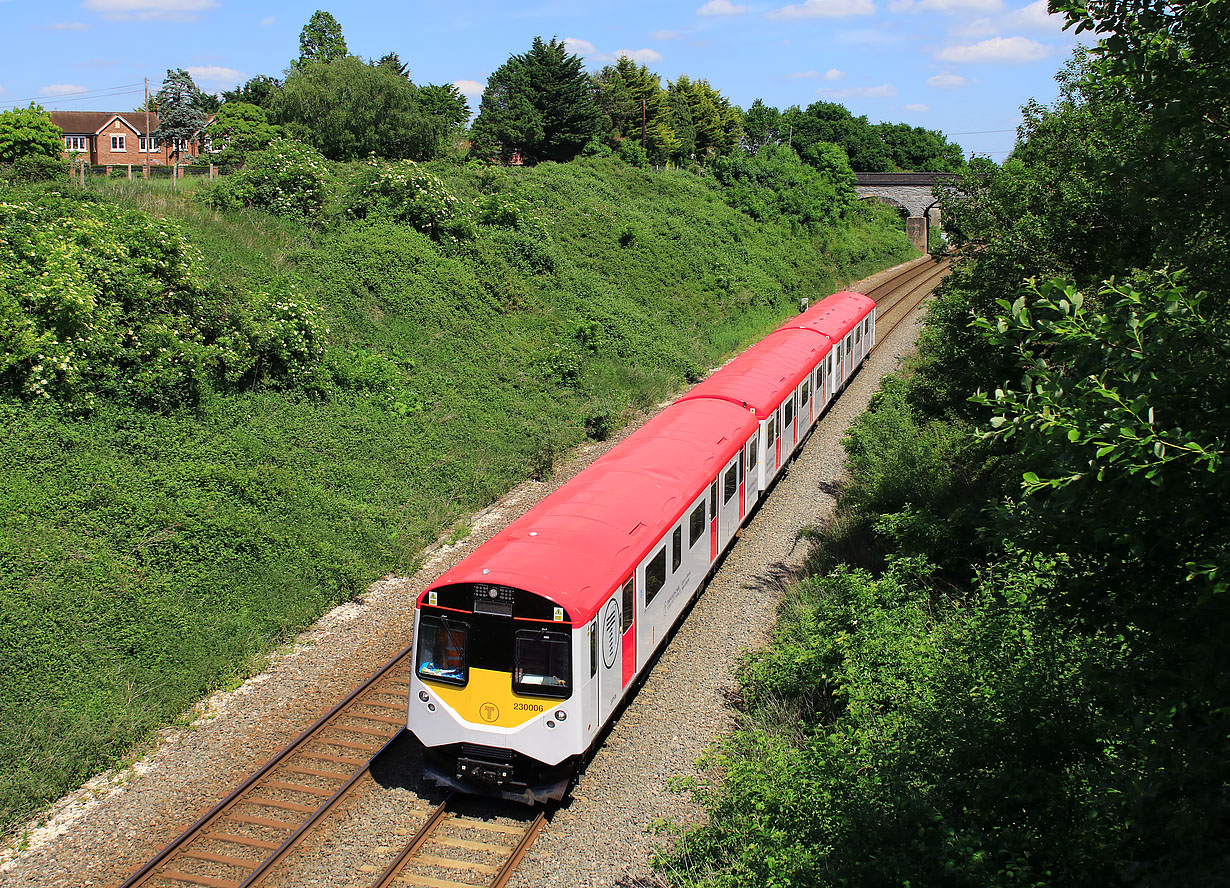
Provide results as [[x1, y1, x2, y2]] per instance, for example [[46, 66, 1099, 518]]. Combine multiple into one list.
[[0, 157, 916, 836]]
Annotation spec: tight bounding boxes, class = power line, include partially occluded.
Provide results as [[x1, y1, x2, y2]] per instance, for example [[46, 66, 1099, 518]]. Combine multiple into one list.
[[4, 82, 145, 109]]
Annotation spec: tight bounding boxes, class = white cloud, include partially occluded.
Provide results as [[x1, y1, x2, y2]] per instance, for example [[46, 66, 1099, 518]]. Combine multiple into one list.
[[259, 15, 275, 26], [698, 0, 748, 14], [599, 48, 664, 63], [186, 65, 243, 85], [48, 21, 91, 30], [1009, 0, 1066, 30], [903, 102, 930, 111], [937, 35, 1049, 62], [838, 28, 906, 46], [949, 16, 998, 38], [927, 72, 970, 87], [0, 85, 7, 96], [792, 67, 846, 79], [454, 79, 485, 96], [892, 0, 1003, 11], [819, 83, 898, 98], [825, 67, 845, 80], [41, 83, 89, 95], [563, 37, 597, 55], [83, 0, 219, 21], [787, 70, 821, 78], [652, 29, 680, 39], [766, 0, 875, 20]]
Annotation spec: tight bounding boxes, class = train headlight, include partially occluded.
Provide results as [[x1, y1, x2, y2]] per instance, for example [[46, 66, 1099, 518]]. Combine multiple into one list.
[[418, 690, 429, 702], [546, 720, 556, 729], [555, 710, 567, 721]]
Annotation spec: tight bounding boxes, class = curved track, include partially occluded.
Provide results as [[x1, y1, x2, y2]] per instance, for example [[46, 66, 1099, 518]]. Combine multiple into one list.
[[110, 255, 948, 888]]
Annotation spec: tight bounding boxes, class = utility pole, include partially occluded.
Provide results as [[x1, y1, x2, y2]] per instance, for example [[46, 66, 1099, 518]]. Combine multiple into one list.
[[641, 96, 647, 151], [144, 78, 150, 179]]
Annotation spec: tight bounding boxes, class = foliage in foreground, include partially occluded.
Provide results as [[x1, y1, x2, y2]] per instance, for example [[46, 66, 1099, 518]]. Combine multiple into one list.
[[654, 0, 1230, 877]]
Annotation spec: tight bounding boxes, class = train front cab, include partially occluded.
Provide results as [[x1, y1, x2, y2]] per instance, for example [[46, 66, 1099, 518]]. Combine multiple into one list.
[[410, 585, 596, 803]]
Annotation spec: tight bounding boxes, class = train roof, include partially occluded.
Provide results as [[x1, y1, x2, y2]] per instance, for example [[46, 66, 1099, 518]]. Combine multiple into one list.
[[422, 398, 758, 623], [673, 328, 831, 420], [778, 291, 875, 341]]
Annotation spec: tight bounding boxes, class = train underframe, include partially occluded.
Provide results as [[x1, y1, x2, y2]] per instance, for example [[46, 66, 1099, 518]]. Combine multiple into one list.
[[423, 742, 580, 805]]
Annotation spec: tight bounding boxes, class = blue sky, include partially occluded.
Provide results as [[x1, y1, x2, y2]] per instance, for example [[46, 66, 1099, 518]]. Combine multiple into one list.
[[0, 0, 1083, 160]]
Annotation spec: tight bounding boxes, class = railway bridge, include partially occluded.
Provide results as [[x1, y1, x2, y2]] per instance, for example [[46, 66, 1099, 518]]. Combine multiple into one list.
[[854, 172, 958, 251]]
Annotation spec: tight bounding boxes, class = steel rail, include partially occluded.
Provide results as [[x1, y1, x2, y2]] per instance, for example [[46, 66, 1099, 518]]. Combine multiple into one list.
[[368, 796, 548, 888], [116, 643, 414, 888]]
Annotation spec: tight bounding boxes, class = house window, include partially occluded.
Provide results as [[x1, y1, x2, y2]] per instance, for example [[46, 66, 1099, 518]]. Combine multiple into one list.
[[64, 135, 88, 151], [110, 135, 125, 151]]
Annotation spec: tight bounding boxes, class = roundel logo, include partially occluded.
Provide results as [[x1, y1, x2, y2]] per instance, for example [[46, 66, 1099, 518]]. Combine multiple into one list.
[[602, 599, 620, 669], [479, 702, 499, 723]]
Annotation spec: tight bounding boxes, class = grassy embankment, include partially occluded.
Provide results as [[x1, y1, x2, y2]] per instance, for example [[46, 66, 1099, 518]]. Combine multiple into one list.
[[0, 157, 914, 836]]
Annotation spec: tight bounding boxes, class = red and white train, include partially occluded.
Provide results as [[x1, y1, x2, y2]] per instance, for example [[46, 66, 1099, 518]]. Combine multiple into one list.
[[407, 290, 876, 802]]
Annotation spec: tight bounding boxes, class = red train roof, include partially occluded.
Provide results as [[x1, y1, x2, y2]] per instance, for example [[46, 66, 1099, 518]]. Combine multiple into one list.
[[779, 291, 875, 341], [422, 399, 757, 624], [674, 328, 831, 420]]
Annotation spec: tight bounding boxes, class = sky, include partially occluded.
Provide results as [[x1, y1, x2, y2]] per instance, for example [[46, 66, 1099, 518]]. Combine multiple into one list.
[[0, 0, 1085, 161]]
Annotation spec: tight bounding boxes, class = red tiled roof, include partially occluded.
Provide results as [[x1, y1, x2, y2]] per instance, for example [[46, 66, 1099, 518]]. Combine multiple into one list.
[[50, 111, 164, 136]]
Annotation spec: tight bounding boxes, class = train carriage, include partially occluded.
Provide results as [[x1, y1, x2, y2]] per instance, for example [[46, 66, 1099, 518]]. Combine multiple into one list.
[[407, 290, 877, 804], [676, 328, 833, 496], [410, 399, 758, 802]]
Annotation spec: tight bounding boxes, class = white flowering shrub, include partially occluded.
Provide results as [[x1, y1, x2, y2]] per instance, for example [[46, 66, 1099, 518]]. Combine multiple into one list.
[[0, 193, 326, 410], [345, 160, 477, 242], [199, 138, 331, 219]]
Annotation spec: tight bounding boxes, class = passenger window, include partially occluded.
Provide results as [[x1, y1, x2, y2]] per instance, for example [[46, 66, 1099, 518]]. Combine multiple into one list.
[[855, 326, 861, 344], [785, 399, 795, 425], [836, 344, 843, 364], [672, 526, 682, 571], [689, 502, 705, 546], [621, 577, 634, 632], [590, 621, 598, 677], [646, 546, 667, 604], [709, 481, 717, 516], [767, 417, 776, 447], [748, 433, 759, 470], [514, 629, 571, 697], [416, 616, 468, 686], [723, 463, 737, 503], [801, 380, 810, 406]]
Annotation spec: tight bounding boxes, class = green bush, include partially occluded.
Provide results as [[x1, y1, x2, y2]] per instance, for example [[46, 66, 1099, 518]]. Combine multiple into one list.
[[343, 160, 477, 241], [0, 193, 325, 409], [198, 138, 331, 218]]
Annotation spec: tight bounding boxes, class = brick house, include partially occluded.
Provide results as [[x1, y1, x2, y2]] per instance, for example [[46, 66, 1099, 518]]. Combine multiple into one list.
[[50, 110, 215, 168]]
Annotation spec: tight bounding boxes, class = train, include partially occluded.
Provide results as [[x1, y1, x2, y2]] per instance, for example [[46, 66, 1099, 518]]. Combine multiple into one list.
[[406, 290, 876, 803]]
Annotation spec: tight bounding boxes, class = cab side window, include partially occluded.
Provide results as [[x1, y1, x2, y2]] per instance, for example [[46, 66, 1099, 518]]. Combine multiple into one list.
[[646, 546, 667, 604]]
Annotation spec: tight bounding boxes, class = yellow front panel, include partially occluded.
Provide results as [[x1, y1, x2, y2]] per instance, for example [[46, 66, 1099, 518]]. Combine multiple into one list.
[[426, 667, 561, 728]]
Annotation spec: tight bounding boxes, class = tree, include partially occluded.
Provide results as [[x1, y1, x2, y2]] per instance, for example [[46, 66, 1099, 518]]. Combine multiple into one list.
[[205, 102, 279, 166], [154, 68, 209, 160], [876, 122, 964, 171], [742, 99, 782, 153], [296, 10, 348, 69], [469, 37, 599, 164], [782, 101, 891, 171], [272, 56, 436, 161], [0, 104, 64, 163], [374, 52, 410, 79], [592, 57, 678, 164], [221, 75, 283, 109], [667, 76, 741, 161], [418, 83, 469, 131]]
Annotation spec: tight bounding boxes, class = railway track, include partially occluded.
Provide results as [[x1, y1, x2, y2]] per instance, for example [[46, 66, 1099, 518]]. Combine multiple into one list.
[[108, 254, 945, 888], [863, 254, 951, 344], [366, 797, 546, 888], [114, 646, 415, 888]]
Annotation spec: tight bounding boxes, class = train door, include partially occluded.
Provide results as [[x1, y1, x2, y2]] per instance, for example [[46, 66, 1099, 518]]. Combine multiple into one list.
[[867, 314, 876, 351], [854, 323, 863, 364], [845, 333, 854, 378], [719, 456, 740, 546], [597, 592, 622, 722], [737, 443, 746, 520], [768, 415, 780, 476], [744, 432, 760, 513], [585, 618, 600, 735], [619, 576, 635, 689], [708, 481, 719, 562], [834, 343, 844, 390], [782, 394, 797, 453], [800, 378, 812, 428]]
